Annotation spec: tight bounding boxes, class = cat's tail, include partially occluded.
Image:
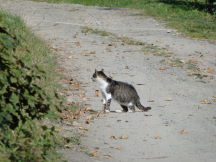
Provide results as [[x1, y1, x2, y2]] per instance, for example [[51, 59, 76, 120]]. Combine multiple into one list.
[[136, 100, 151, 112]]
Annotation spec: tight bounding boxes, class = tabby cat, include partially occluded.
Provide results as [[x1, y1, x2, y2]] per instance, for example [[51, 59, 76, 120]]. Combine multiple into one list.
[[92, 69, 151, 113]]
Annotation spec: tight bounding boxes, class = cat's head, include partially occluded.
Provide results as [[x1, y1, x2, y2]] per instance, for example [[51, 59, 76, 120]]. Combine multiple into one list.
[[92, 69, 107, 82]]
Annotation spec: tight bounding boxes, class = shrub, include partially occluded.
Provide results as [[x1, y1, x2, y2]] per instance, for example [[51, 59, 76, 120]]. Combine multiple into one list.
[[0, 120, 62, 162], [0, 11, 62, 129], [0, 11, 64, 161]]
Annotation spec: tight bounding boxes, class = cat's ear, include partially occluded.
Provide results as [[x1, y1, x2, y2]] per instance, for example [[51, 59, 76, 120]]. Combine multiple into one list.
[[101, 68, 104, 72]]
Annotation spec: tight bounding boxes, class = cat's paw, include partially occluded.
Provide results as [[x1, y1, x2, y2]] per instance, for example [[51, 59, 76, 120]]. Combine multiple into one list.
[[128, 109, 135, 113], [105, 109, 110, 113], [115, 110, 123, 113]]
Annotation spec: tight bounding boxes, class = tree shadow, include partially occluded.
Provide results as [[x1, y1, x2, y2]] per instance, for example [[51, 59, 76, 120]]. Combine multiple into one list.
[[158, 0, 216, 15]]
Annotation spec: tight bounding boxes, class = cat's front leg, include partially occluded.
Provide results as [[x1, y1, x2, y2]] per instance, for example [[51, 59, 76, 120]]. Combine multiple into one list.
[[104, 93, 112, 113], [101, 92, 107, 113], [102, 98, 107, 113]]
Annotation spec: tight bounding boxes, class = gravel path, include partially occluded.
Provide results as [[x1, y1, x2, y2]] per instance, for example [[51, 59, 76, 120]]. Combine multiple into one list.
[[1, 0, 216, 162]]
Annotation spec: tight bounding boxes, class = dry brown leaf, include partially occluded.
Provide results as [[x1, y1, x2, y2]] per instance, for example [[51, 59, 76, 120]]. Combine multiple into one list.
[[180, 130, 188, 134], [124, 66, 129, 69], [109, 136, 117, 140], [85, 50, 96, 55], [79, 126, 88, 131], [154, 136, 162, 139], [119, 136, 128, 140], [64, 144, 71, 148], [179, 60, 185, 63], [159, 66, 167, 70], [204, 68, 213, 73], [188, 59, 198, 64], [201, 99, 212, 104], [90, 151, 99, 157], [68, 56, 74, 59], [144, 114, 152, 117], [85, 119, 91, 124], [137, 83, 145, 85], [164, 98, 172, 101], [104, 154, 112, 159], [94, 147, 100, 150], [74, 42, 81, 46], [110, 146, 121, 150], [95, 90, 100, 97]]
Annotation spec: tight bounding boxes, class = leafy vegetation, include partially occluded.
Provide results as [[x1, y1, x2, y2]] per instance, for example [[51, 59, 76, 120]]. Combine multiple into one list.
[[0, 11, 64, 161], [31, 0, 216, 40]]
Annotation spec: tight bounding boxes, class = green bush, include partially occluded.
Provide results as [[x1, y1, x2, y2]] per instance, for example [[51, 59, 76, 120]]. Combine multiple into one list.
[[0, 120, 62, 162], [0, 11, 62, 129], [0, 11, 64, 161]]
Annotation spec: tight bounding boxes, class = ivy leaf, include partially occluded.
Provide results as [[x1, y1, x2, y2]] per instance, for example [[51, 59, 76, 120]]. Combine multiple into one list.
[[9, 93, 19, 105], [10, 77, 17, 83]]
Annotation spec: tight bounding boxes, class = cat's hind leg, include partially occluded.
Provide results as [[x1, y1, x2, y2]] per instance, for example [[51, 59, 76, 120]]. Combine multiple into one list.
[[128, 105, 135, 113], [120, 105, 128, 112], [101, 92, 107, 112]]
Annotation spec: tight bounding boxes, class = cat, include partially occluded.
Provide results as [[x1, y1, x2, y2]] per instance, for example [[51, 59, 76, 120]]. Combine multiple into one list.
[[92, 69, 151, 113]]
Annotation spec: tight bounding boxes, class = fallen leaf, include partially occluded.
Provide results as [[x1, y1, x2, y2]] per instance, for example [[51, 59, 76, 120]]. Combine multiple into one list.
[[179, 60, 185, 63], [74, 42, 81, 46], [79, 126, 88, 131], [201, 99, 212, 104], [180, 130, 188, 134], [110, 146, 121, 150], [188, 59, 198, 64], [95, 147, 100, 150], [109, 136, 117, 140], [148, 99, 155, 102], [144, 114, 152, 117], [137, 83, 145, 85], [204, 68, 213, 73], [124, 66, 129, 69], [104, 154, 112, 159], [164, 98, 172, 101], [85, 50, 96, 55], [90, 151, 99, 157], [95, 90, 100, 97], [85, 119, 91, 124], [159, 66, 167, 70], [119, 136, 128, 139], [64, 144, 71, 148], [154, 136, 162, 139]]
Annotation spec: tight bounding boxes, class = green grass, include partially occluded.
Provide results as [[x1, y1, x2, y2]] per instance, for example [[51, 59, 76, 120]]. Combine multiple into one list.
[[31, 0, 216, 40], [0, 10, 65, 161], [82, 26, 170, 55]]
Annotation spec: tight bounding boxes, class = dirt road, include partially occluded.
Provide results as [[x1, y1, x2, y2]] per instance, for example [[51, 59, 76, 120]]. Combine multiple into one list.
[[1, 0, 216, 162]]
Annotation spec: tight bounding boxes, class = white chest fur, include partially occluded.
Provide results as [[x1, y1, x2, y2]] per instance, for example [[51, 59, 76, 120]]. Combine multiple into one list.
[[96, 78, 112, 101]]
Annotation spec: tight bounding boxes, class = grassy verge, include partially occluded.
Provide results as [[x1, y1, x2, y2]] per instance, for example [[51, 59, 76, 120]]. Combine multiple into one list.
[[31, 0, 216, 40], [83, 26, 210, 80], [82, 26, 169, 55], [0, 10, 65, 161]]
